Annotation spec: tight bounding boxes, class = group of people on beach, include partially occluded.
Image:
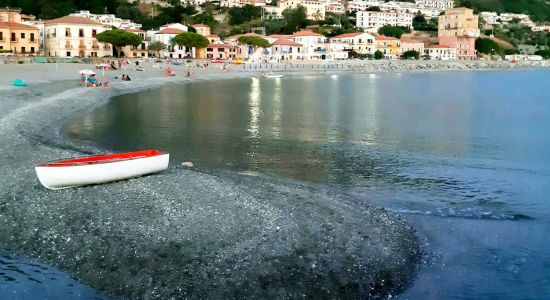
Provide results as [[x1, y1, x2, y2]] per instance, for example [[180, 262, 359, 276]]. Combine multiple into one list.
[[81, 73, 131, 88]]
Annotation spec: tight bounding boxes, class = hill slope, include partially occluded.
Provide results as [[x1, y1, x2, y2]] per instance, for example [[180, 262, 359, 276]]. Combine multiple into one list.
[[456, 0, 550, 22]]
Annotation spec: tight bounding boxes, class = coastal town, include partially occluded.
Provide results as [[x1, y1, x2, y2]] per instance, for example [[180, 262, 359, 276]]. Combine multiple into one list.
[[1, 0, 549, 63]]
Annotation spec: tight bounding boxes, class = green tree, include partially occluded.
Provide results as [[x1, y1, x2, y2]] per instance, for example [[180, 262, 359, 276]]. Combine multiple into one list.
[[374, 50, 383, 60], [378, 25, 411, 38], [475, 38, 502, 55], [264, 18, 284, 35], [282, 5, 307, 34], [228, 4, 262, 25], [172, 32, 210, 54], [412, 14, 438, 31], [535, 49, 550, 59], [95, 29, 142, 57], [237, 36, 271, 48], [149, 41, 167, 58], [401, 50, 420, 59], [193, 12, 219, 31]]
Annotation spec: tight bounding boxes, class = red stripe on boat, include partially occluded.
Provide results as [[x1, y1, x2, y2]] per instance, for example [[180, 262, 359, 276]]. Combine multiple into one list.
[[38, 150, 165, 167]]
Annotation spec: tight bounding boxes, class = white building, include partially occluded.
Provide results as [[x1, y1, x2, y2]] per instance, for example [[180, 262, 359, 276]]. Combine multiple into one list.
[[265, 0, 325, 20], [415, 0, 454, 10], [44, 16, 112, 57], [329, 32, 376, 55], [220, 0, 267, 7], [348, 0, 381, 12], [356, 10, 414, 33], [270, 38, 303, 60], [504, 54, 542, 61], [69, 10, 142, 30], [480, 11, 534, 26], [149, 23, 190, 58], [424, 44, 456, 60], [290, 30, 329, 59], [532, 25, 550, 32]]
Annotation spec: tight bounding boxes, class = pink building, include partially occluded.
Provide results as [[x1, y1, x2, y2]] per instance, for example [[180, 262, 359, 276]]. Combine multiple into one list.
[[400, 39, 424, 55], [438, 36, 476, 59], [205, 43, 241, 59]]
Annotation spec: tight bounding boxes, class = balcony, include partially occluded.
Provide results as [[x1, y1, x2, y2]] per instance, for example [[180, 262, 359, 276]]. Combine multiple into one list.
[[103, 46, 111, 50], [79, 44, 86, 49], [65, 44, 73, 49], [10, 38, 18, 43], [92, 45, 100, 49]]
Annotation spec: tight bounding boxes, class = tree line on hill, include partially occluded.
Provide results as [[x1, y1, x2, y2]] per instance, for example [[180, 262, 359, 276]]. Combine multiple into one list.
[[456, 0, 550, 22]]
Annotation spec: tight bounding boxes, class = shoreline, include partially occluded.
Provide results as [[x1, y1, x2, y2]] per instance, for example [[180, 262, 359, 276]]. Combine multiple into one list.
[[0, 64, 421, 299]]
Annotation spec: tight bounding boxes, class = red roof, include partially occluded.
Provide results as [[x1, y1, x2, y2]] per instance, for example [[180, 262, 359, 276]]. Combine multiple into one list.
[[425, 44, 453, 49], [375, 36, 399, 41], [157, 28, 184, 34], [332, 32, 363, 38], [207, 34, 220, 38], [269, 34, 290, 38], [292, 30, 323, 37], [125, 29, 145, 33], [44, 16, 103, 26], [207, 43, 234, 48], [400, 39, 423, 44], [271, 38, 302, 47], [0, 22, 39, 30], [227, 33, 265, 40]]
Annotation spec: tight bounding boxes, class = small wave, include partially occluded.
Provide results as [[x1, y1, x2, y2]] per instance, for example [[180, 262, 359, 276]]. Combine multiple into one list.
[[389, 208, 535, 221]]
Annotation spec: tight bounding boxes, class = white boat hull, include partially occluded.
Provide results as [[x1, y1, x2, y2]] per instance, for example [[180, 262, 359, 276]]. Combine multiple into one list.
[[35, 154, 169, 190]]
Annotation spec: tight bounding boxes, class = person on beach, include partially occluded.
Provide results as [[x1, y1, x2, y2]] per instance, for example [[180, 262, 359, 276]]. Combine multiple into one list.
[[102, 75, 111, 87], [87, 74, 97, 87]]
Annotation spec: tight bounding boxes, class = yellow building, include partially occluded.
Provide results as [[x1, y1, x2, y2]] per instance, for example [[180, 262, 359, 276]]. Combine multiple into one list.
[[438, 7, 480, 38], [0, 8, 40, 55], [375, 35, 401, 57]]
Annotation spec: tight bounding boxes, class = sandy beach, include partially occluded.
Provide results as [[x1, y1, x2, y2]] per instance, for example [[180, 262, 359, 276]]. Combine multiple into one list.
[[0, 62, 423, 298]]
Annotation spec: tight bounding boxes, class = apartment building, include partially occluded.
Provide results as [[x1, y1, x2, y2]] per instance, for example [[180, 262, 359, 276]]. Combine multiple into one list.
[[356, 10, 414, 33], [44, 16, 112, 57], [0, 8, 40, 55]]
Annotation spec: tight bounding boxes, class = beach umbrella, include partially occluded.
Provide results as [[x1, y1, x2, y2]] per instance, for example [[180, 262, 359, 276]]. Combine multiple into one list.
[[79, 69, 96, 75]]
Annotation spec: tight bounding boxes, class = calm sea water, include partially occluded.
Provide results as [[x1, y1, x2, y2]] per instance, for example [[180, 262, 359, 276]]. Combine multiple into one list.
[[65, 70, 550, 299]]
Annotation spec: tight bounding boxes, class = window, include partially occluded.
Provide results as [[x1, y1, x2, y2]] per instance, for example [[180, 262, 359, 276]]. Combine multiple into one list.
[[66, 51, 71, 57], [0, 32, 3, 41], [11, 32, 16, 42], [218, 48, 224, 51], [92, 29, 97, 37], [79, 29, 84, 37], [65, 28, 70, 37], [21, 32, 25, 39], [30, 33, 35, 41], [31, 47, 35, 53]]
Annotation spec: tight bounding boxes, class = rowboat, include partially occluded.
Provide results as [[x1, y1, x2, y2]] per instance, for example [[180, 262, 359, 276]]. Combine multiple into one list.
[[263, 74, 284, 78], [35, 150, 169, 190]]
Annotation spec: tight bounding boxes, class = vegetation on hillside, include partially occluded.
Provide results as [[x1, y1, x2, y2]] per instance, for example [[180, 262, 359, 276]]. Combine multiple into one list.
[[456, 0, 550, 22]]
